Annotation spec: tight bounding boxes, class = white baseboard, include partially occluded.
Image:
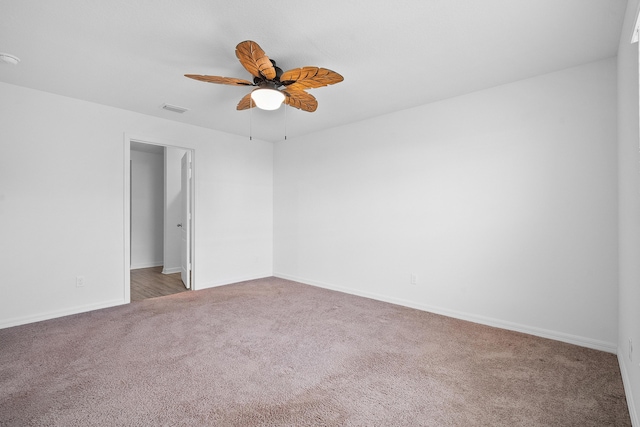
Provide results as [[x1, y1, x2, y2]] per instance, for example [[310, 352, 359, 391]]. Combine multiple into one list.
[[274, 273, 617, 354], [618, 351, 639, 426], [0, 299, 126, 330], [130, 261, 163, 270], [162, 267, 181, 274], [196, 273, 273, 291]]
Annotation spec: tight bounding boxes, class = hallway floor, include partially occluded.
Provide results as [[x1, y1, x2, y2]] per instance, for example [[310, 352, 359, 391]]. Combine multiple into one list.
[[130, 266, 188, 302]]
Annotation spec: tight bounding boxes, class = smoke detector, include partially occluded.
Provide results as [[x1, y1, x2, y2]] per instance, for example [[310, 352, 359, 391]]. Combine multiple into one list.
[[0, 53, 20, 65]]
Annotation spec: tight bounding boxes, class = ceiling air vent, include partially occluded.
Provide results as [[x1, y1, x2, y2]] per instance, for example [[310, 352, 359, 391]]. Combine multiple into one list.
[[162, 103, 189, 114]]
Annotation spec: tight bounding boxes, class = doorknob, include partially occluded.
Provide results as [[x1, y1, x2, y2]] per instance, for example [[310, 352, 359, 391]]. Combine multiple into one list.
[[177, 223, 183, 227]]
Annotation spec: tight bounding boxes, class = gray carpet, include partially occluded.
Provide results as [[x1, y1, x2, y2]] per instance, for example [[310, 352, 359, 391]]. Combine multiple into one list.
[[0, 277, 631, 426]]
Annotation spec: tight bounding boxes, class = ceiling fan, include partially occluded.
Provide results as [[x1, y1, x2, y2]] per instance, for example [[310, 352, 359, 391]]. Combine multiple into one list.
[[185, 40, 343, 112]]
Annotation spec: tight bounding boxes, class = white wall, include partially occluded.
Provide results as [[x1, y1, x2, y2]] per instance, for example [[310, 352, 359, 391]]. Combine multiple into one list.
[[274, 58, 619, 352], [0, 81, 273, 328], [617, 0, 640, 424], [130, 148, 164, 269], [163, 146, 187, 273]]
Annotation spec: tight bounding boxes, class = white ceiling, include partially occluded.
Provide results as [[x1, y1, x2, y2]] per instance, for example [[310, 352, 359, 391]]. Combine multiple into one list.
[[0, 0, 627, 142]]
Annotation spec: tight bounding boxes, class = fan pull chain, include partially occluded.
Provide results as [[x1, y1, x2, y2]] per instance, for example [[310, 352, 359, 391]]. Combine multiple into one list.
[[249, 97, 253, 140], [284, 103, 287, 140]]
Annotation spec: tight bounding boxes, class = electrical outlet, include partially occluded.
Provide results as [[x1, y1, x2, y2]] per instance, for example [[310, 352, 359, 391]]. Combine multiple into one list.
[[629, 338, 633, 361], [410, 273, 417, 285], [76, 276, 85, 288]]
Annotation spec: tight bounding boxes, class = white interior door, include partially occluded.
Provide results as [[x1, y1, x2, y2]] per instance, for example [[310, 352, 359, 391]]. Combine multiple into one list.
[[180, 151, 191, 289]]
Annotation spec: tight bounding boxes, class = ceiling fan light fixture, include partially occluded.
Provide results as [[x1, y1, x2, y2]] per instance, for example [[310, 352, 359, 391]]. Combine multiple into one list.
[[250, 88, 285, 110]]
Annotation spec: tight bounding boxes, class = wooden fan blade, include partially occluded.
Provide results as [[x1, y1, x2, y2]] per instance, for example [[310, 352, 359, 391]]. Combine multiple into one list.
[[281, 67, 344, 91], [235, 40, 276, 80], [283, 90, 318, 112], [236, 92, 258, 110], [184, 74, 254, 86]]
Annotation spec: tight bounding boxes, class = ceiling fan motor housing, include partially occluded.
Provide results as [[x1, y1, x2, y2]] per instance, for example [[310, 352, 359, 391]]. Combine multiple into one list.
[[254, 60, 283, 84]]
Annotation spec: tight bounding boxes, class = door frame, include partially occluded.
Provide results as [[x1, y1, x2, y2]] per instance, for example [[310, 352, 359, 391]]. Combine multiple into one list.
[[123, 133, 196, 303], [180, 150, 192, 290]]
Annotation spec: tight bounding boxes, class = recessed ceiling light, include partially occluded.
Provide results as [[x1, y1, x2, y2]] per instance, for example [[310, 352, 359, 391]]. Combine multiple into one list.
[[0, 53, 20, 65]]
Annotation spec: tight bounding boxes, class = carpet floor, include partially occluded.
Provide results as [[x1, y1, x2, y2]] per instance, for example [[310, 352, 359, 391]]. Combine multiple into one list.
[[0, 277, 631, 426]]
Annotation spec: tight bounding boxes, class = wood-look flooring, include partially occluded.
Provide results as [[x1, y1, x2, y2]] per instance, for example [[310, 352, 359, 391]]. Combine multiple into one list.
[[130, 266, 188, 302]]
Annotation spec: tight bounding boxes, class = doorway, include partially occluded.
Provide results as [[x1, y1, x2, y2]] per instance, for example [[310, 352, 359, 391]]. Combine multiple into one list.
[[124, 136, 194, 303], [130, 266, 187, 301]]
